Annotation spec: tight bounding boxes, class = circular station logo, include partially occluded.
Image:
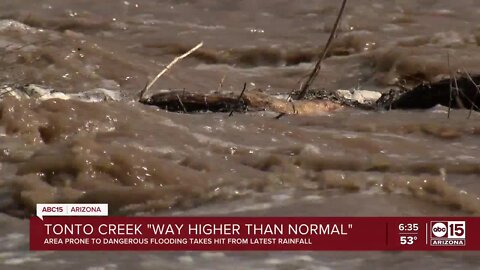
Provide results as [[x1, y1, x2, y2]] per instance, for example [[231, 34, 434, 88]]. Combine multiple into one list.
[[431, 222, 447, 238]]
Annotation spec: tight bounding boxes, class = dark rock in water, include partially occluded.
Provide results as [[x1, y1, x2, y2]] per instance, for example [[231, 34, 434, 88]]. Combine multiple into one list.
[[383, 75, 480, 111]]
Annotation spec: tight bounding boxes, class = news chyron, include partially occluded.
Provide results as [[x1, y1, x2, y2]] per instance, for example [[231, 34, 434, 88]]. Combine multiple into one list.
[[32, 204, 478, 251]]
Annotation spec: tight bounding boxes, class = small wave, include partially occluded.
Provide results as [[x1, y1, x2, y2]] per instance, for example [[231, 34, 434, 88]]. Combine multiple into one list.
[[143, 32, 376, 68]]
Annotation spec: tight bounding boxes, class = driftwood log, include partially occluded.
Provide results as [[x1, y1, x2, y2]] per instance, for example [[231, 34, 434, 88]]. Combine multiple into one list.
[[140, 90, 343, 115]]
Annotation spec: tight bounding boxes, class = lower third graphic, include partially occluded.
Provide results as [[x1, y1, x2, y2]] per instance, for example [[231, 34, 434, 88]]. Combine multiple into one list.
[[430, 221, 466, 247]]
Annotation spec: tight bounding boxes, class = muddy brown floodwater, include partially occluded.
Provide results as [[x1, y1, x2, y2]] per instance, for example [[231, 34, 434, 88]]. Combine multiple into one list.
[[1, 0, 480, 269]]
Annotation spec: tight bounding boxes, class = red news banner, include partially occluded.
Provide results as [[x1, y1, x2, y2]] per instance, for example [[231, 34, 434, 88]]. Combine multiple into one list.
[[30, 217, 480, 251]]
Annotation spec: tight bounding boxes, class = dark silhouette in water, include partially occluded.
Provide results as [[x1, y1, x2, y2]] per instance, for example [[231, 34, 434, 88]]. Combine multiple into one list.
[[384, 75, 480, 111]]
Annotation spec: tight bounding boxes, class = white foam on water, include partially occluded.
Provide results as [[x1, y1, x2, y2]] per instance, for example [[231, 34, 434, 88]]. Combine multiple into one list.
[[177, 255, 194, 264], [0, 20, 37, 32], [4, 256, 41, 265], [200, 252, 226, 259]]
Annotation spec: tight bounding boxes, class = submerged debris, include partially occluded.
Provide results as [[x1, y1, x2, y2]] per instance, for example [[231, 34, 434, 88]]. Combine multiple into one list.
[[1, 75, 478, 116], [335, 89, 382, 105], [139, 74, 480, 115], [0, 84, 121, 102], [140, 90, 343, 115], [380, 75, 480, 111]]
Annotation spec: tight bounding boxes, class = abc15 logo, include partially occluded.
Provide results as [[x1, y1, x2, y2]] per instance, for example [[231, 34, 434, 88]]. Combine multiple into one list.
[[430, 221, 466, 239]]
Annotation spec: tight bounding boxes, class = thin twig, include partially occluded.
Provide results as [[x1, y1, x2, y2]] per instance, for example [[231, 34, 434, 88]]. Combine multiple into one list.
[[275, 0, 347, 120], [275, 112, 286, 119], [0, 88, 15, 98], [229, 82, 247, 117], [463, 69, 480, 119], [453, 74, 463, 109], [217, 74, 227, 92], [176, 94, 188, 113], [453, 73, 480, 111], [296, 0, 348, 100], [454, 86, 480, 111], [447, 53, 453, 119], [138, 41, 203, 100], [276, 83, 304, 119]]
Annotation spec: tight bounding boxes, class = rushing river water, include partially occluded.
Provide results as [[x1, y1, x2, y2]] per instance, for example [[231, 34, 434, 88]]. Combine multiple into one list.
[[1, 0, 480, 269]]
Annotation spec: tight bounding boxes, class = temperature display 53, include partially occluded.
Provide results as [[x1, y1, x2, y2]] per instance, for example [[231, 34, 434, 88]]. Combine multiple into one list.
[[400, 235, 418, 245]]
